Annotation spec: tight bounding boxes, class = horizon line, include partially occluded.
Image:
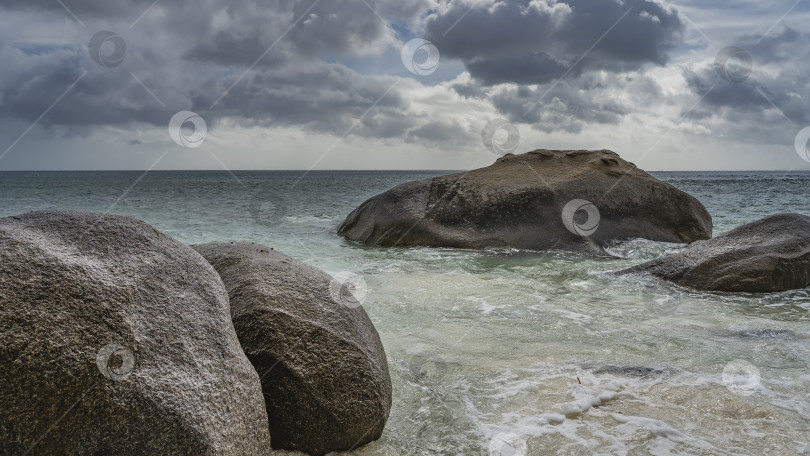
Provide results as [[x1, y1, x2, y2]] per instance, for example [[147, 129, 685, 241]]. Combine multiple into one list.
[[1, 169, 809, 173]]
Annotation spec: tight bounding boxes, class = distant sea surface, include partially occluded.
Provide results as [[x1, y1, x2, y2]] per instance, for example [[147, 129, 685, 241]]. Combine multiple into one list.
[[2, 170, 809, 455]]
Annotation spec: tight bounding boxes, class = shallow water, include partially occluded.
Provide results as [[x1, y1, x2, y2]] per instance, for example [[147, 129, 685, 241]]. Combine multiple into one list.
[[1, 170, 809, 455]]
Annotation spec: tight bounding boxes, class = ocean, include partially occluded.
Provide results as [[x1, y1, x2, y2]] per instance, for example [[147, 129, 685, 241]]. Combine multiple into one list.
[[1, 170, 809, 455]]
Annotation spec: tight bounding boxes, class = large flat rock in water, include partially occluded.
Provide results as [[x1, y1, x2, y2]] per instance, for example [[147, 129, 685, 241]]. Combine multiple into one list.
[[337, 150, 712, 253], [0, 211, 272, 454], [192, 242, 392, 456], [619, 213, 810, 292]]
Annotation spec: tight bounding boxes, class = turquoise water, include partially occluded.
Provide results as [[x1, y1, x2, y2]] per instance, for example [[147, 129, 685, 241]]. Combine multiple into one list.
[[2, 170, 809, 455]]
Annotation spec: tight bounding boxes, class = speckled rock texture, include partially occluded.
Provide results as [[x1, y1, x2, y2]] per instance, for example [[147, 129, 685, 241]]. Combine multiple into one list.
[[619, 213, 810, 292], [192, 242, 392, 456], [0, 211, 272, 455], [337, 149, 712, 254]]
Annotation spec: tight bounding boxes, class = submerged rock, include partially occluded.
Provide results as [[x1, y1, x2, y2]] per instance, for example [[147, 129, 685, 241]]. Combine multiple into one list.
[[192, 242, 392, 456], [592, 365, 675, 378], [337, 150, 711, 253], [0, 211, 271, 455], [619, 213, 810, 292]]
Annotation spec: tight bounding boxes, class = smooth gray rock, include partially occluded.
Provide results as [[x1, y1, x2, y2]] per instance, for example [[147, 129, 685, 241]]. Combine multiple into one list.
[[192, 242, 392, 456], [337, 150, 712, 253], [619, 213, 810, 292], [0, 211, 272, 455]]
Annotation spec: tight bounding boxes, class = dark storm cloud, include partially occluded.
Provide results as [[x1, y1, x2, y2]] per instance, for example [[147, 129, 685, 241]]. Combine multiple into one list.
[[0, 0, 158, 15], [189, 63, 412, 134], [686, 27, 810, 126], [288, 0, 389, 55], [185, 0, 413, 65], [186, 33, 289, 67], [423, 0, 684, 86], [492, 79, 630, 132], [436, 1, 807, 143], [449, 69, 640, 132], [0, 0, 446, 140], [405, 118, 478, 147], [5, 0, 804, 154]]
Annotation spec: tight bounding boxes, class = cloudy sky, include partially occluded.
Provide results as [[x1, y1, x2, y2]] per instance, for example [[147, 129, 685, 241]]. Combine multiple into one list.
[[1, 0, 809, 171]]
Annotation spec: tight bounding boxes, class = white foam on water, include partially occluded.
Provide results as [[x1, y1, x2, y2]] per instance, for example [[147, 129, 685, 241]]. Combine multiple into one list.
[[285, 215, 332, 223], [462, 361, 809, 455], [549, 308, 593, 327], [464, 296, 506, 315]]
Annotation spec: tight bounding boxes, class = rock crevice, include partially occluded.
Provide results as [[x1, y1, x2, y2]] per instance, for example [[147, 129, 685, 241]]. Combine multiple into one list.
[[193, 242, 392, 456]]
